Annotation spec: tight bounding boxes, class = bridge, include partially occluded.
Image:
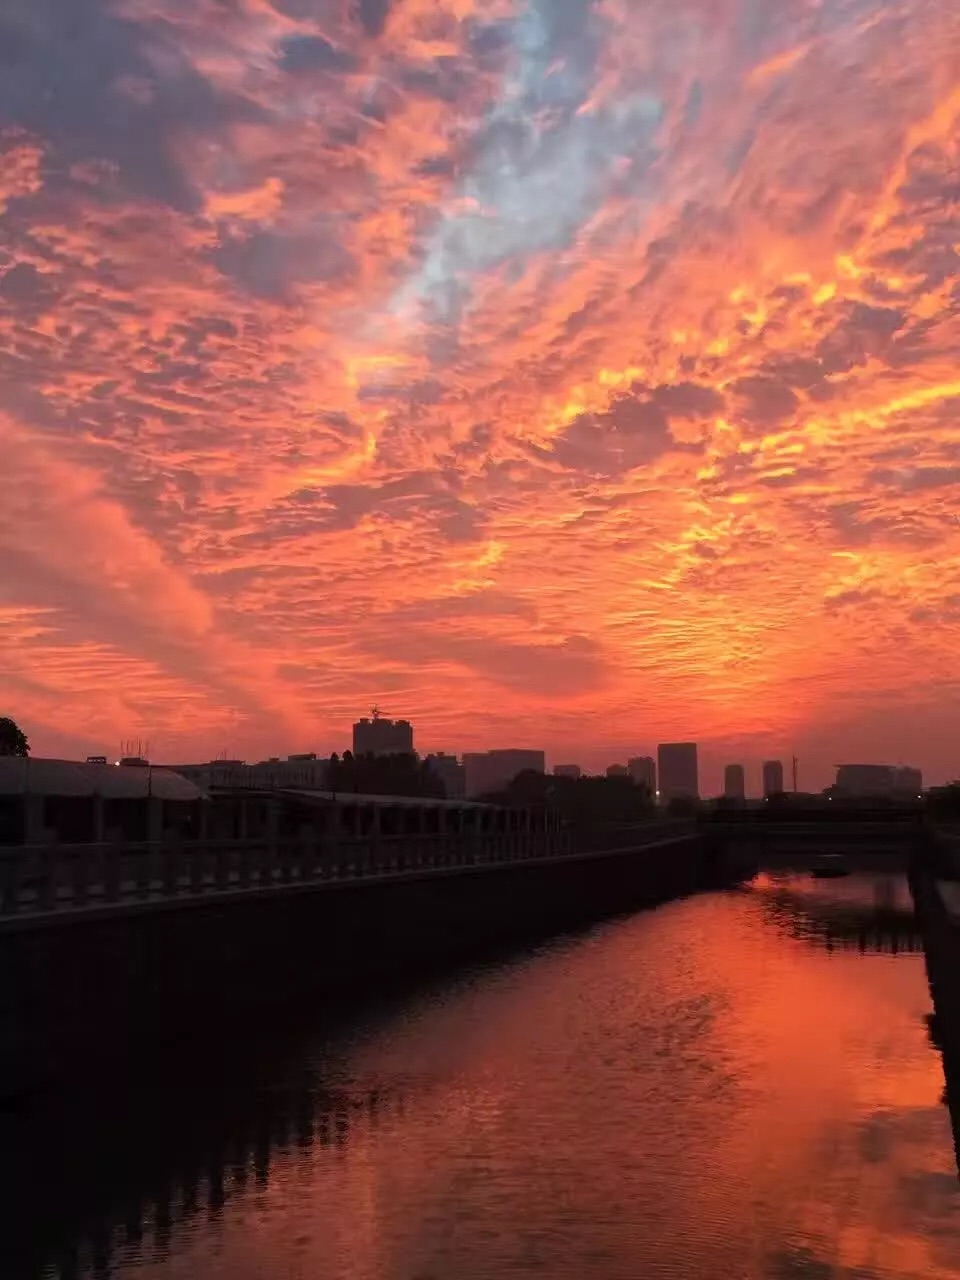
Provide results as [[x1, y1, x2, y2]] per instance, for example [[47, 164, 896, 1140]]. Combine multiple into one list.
[[705, 803, 929, 869]]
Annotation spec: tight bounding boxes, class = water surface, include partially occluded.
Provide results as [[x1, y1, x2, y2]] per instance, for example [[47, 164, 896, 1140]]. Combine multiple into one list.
[[5, 872, 960, 1279]]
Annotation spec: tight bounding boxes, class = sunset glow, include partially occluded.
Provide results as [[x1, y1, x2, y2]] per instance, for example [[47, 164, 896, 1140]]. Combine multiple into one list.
[[2, 0, 959, 785]]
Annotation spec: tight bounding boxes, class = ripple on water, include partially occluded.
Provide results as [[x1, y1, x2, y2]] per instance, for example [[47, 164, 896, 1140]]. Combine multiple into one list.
[[4, 873, 960, 1280]]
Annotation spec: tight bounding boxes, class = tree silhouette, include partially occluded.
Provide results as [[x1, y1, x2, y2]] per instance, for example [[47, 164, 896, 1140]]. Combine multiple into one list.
[[481, 771, 655, 827], [928, 783, 960, 820], [326, 751, 445, 799], [0, 717, 29, 757]]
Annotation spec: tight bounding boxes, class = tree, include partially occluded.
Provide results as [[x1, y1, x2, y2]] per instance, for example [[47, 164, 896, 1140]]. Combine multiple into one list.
[[928, 783, 960, 821], [480, 770, 656, 827], [326, 750, 444, 799], [0, 717, 29, 757]]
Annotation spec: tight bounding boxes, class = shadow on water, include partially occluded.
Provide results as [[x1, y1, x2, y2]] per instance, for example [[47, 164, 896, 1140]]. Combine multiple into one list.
[[0, 919, 636, 1280], [2, 1024, 343, 1274], [2, 979, 429, 1279], [3, 1061, 402, 1280]]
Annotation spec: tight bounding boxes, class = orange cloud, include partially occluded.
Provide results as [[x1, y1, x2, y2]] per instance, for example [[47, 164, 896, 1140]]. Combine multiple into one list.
[[0, 0, 959, 785], [0, 132, 43, 213]]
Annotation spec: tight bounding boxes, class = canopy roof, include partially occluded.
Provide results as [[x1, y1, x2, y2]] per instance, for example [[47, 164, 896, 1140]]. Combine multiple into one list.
[[285, 789, 497, 810], [0, 757, 206, 802]]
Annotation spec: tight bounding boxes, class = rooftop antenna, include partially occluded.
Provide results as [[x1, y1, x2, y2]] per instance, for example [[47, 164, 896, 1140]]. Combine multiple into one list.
[[792, 754, 799, 793], [371, 705, 382, 720]]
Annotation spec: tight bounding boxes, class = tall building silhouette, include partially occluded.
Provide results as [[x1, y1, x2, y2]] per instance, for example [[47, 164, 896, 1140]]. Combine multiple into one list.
[[724, 763, 746, 801], [762, 759, 784, 797], [657, 742, 699, 802], [628, 756, 656, 792]]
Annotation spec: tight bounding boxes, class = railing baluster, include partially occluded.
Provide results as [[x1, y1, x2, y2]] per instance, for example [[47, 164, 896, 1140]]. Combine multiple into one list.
[[237, 842, 250, 890], [185, 843, 200, 895], [303, 837, 317, 883], [104, 845, 120, 903], [2, 853, 20, 915], [214, 841, 228, 891], [72, 847, 89, 907], [36, 849, 55, 912], [164, 843, 178, 897], [138, 845, 152, 899]]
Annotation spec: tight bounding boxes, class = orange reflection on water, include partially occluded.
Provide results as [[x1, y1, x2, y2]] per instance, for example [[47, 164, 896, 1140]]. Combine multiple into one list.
[[26, 873, 953, 1280]]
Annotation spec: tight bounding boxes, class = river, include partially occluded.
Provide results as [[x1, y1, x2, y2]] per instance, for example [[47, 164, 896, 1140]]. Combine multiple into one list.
[[4, 872, 960, 1279]]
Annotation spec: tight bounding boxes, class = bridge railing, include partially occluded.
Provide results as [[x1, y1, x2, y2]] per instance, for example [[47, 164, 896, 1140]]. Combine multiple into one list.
[[0, 820, 697, 921], [0, 831, 563, 919], [570, 818, 695, 854]]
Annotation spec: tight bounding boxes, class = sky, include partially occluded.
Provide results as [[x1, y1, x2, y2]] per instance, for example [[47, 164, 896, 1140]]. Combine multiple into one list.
[[1, 0, 959, 792]]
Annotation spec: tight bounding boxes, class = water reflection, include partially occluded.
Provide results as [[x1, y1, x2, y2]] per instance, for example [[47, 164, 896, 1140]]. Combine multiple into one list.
[[3, 1046, 404, 1279], [3, 873, 960, 1280], [750, 870, 924, 953]]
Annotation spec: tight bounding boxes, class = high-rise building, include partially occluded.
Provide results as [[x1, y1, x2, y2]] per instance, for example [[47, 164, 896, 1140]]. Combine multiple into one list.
[[724, 763, 746, 801], [424, 752, 465, 799], [606, 763, 629, 779], [762, 759, 784, 797], [657, 742, 699, 802], [628, 756, 656, 793], [352, 712, 414, 756], [553, 764, 582, 780], [463, 749, 545, 798]]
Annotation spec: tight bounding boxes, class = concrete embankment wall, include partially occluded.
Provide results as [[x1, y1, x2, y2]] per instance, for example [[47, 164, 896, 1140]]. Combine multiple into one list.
[[908, 841, 960, 1171], [911, 860, 960, 1059], [1, 834, 734, 1098]]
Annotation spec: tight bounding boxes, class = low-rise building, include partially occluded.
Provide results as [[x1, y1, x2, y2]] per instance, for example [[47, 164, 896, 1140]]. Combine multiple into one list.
[[893, 766, 923, 796], [553, 764, 582, 780], [0, 756, 205, 845], [463, 749, 545, 798], [170, 755, 331, 791], [424, 752, 466, 800], [835, 763, 923, 798]]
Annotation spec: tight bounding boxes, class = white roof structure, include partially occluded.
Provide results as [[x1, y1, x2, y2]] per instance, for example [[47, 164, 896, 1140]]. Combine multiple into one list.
[[0, 757, 206, 802], [284, 789, 498, 810]]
